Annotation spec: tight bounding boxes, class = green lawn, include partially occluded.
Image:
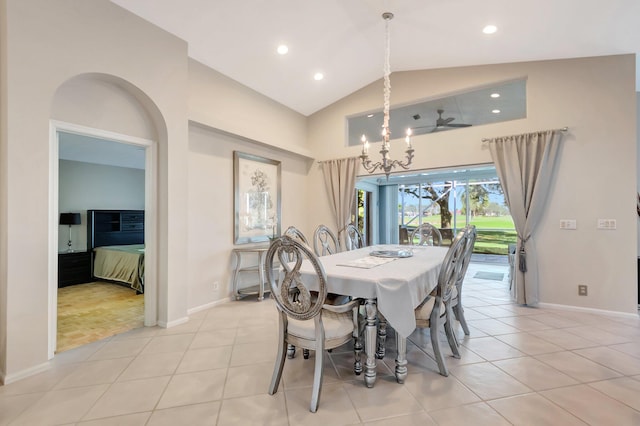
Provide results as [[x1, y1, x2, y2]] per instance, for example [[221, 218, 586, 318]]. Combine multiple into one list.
[[402, 214, 516, 255]]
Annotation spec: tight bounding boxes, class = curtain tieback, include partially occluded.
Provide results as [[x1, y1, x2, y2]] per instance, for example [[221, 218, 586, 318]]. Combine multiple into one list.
[[518, 235, 530, 273]]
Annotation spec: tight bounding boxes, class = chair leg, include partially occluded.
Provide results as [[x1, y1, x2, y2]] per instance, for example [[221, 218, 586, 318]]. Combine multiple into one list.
[[430, 310, 449, 377], [287, 344, 296, 359], [310, 341, 325, 412], [443, 308, 461, 359], [376, 318, 387, 359], [269, 317, 288, 395], [454, 304, 470, 335], [354, 333, 363, 375]]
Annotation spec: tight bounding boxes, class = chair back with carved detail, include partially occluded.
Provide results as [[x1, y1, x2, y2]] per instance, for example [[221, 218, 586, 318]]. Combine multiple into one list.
[[451, 225, 477, 336], [410, 223, 443, 246], [284, 225, 309, 245], [313, 224, 340, 256], [267, 236, 327, 320], [344, 223, 365, 251]]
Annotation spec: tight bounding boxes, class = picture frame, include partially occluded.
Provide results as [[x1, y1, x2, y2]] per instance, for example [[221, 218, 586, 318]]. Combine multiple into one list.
[[233, 151, 281, 244]]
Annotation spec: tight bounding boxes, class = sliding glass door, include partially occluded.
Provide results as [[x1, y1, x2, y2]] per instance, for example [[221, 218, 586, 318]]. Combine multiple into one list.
[[364, 165, 516, 254]]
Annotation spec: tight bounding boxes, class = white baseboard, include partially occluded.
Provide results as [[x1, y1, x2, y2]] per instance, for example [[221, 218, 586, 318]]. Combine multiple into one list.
[[2, 361, 50, 385], [538, 302, 639, 319], [188, 297, 231, 315], [157, 316, 189, 329]]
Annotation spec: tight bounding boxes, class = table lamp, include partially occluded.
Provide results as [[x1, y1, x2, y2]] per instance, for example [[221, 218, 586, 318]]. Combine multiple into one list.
[[59, 212, 81, 252]]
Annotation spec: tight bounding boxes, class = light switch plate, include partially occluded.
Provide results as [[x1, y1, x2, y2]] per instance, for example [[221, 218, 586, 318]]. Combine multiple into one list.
[[597, 219, 616, 230], [560, 219, 577, 230]]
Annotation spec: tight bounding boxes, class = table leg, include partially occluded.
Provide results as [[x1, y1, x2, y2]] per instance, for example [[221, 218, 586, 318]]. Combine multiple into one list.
[[257, 251, 266, 301], [395, 335, 408, 384], [232, 251, 242, 300], [364, 298, 377, 388]]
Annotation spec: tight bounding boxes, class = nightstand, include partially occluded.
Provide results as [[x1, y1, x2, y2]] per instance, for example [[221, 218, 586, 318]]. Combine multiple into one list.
[[58, 251, 92, 287]]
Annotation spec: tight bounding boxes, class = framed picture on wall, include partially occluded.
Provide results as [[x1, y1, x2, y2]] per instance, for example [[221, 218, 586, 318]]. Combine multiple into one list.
[[233, 151, 281, 244]]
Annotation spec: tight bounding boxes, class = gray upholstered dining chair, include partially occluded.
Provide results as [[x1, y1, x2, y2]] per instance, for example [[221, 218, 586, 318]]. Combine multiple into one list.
[[265, 236, 362, 412], [409, 223, 443, 246], [313, 224, 340, 256], [451, 225, 477, 336], [344, 223, 365, 251], [288, 224, 354, 359], [409, 229, 467, 376]]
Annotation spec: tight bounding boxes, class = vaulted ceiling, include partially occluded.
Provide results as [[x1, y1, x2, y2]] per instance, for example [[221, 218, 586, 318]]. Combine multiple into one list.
[[111, 0, 640, 116]]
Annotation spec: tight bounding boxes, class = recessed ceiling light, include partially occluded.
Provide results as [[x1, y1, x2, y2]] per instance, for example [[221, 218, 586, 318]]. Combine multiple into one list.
[[492, 109, 501, 114], [313, 72, 324, 81], [490, 93, 500, 98], [483, 25, 498, 34], [277, 45, 288, 55], [367, 114, 374, 118]]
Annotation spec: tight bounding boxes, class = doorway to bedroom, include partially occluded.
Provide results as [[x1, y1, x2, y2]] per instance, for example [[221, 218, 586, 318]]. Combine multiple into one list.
[[55, 128, 151, 353]]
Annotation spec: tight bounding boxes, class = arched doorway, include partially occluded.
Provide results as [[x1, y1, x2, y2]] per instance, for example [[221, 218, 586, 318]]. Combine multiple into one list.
[[48, 74, 163, 357]]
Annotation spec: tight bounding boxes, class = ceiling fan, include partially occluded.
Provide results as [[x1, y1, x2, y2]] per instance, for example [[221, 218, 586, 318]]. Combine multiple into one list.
[[412, 109, 472, 134]]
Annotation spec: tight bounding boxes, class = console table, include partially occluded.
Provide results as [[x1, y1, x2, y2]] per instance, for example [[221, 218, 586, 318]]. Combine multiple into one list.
[[231, 245, 270, 301]]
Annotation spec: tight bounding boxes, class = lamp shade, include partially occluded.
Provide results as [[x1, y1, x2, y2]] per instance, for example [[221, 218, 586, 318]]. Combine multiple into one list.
[[60, 212, 81, 225]]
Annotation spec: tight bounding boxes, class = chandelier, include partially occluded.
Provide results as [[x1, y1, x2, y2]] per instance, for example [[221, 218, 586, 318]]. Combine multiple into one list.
[[360, 12, 414, 179]]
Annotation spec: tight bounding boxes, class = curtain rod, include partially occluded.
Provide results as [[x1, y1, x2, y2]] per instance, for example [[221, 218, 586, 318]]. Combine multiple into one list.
[[481, 127, 568, 142], [316, 155, 360, 164]]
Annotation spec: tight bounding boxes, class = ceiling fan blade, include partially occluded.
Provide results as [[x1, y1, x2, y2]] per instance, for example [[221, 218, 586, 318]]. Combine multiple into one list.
[[444, 123, 472, 128], [411, 125, 436, 136]]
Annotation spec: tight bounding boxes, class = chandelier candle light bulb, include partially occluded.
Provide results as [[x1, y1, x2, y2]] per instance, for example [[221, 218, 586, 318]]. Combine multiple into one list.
[[359, 12, 414, 180]]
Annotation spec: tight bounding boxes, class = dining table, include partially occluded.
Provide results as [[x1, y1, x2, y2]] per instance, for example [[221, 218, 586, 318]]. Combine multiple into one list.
[[297, 244, 448, 387]]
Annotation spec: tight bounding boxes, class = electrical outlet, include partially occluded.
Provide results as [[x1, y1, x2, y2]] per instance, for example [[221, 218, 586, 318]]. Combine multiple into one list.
[[560, 219, 577, 230], [578, 285, 588, 296], [213, 281, 219, 291]]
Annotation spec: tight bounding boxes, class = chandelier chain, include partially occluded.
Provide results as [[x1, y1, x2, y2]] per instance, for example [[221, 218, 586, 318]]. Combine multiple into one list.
[[383, 16, 391, 133], [359, 12, 414, 180]]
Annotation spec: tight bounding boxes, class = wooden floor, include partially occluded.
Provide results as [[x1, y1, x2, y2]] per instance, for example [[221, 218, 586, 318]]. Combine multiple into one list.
[[57, 282, 144, 353]]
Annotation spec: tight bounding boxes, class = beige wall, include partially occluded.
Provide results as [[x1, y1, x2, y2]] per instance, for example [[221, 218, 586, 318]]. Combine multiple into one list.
[[186, 57, 313, 310], [188, 59, 310, 157], [308, 55, 638, 313], [0, 0, 9, 379], [0, 0, 190, 382], [187, 124, 312, 309]]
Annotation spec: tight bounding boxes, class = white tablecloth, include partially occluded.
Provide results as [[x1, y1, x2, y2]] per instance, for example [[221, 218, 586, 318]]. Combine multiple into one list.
[[297, 245, 448, 338]]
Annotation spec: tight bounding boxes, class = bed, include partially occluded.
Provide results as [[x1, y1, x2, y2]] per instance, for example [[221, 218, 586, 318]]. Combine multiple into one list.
[[93, 244, 145, 293], [87, 209, 145, 293]]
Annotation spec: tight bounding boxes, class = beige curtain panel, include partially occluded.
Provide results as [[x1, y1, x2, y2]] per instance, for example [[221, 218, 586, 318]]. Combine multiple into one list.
[[320, 157, 359, 246], [486, 129, 564, 305]]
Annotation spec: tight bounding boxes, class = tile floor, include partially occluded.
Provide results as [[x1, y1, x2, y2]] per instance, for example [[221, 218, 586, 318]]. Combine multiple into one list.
[[3, 262, 640, 425]]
